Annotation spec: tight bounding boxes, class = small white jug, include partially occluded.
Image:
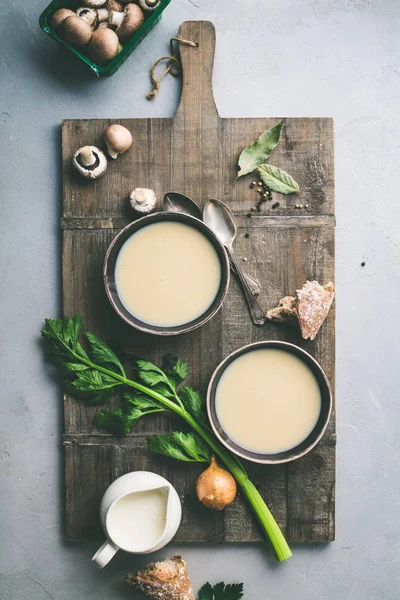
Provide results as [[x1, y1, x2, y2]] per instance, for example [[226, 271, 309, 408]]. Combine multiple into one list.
[[92, 471, 182, 568]]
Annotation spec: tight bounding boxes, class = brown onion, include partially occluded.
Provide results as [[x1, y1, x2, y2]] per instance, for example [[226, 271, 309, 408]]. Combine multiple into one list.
[[196, 456, 237, 511]]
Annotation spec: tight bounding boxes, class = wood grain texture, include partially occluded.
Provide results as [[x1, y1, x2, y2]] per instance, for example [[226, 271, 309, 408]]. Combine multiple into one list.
[[61, 21, 335, 543]]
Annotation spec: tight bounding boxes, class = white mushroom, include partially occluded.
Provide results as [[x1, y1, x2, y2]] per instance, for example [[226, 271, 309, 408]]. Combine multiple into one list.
[[138, 0, 161, 11], [96, 7, 110, 22], [60, 15, 93, 47], [109, 4, 144, 44], [76, 6, 98, 29], [87, 28, 120, 65], [96, 21, 114, 29], [72, 146, 108, 180], [106, 0, 124, 11], [129, 188, 157, 214], [49, 8, 75, 31], [83, 0, 107, 7], [104, 124, 133, 159]]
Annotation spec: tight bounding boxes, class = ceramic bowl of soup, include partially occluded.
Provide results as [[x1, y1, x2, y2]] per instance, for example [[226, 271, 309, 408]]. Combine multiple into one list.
[[104, 212, 230, 335], [207, 341, 332, 464]]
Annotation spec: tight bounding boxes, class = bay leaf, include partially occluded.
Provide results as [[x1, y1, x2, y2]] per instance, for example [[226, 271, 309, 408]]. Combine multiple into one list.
[[237, 121, 283, 178], [257, 164, 300, 195]]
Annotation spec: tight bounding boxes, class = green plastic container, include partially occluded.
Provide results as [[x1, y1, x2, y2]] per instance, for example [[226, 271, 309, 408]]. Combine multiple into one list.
[[39, 0, 172, 77]]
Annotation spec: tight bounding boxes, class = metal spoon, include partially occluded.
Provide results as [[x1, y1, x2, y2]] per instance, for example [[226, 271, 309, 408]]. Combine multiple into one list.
[[163, 191, 202, 219], [163, 192, 261, 296], [203, 199, 266, 325]]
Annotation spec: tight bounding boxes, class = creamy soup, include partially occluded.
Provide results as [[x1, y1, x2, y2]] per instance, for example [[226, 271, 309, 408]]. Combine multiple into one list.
[[115, 221, 222, 327], [215, 349, 321, 454], [107, 488, 168, 552]]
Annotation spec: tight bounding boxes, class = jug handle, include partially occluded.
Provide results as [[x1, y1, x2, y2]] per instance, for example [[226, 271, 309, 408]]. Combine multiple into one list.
[[92, 539, 119, 568]]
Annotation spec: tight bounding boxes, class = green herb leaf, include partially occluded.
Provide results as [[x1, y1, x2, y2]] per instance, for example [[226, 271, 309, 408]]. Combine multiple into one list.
[[257, 164, 300, 195], [123, 392, 162, 410], [147, 432, 211, 462], [96, 402, 165, 437], [42, 316, 125, 404], [237, 121, 283, 178], [162, 354, 188, 389], [198, 582, 244, 600], [95, 407, 143, 436], [179, 386, 206, 420], [86, 331, 125, 375], [136, 359, 172, 389]]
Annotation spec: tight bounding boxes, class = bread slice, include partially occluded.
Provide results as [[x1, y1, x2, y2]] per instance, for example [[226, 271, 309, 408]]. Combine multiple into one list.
[[266, 281, 335, 340], [296, 281, 335, 340], [266, 295, 298, 323], [126, 555, 195, 600]]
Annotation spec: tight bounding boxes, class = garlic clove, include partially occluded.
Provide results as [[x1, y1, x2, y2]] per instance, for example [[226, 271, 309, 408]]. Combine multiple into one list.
[[129, 188, 157, 214]]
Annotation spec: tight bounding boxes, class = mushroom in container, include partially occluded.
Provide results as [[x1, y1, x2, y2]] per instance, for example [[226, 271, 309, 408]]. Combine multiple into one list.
[[138, 0, 162, 11], [76, 6, 98, 29], [104, 124, 133, 158], [87, 28, 120, 65], [95, 0, 124, 26], [60, 15, 93, 47], [109, 4, 144, 44], [72, 146, 108, 180], [49, 8, 75, 31], [82, 0, 107, 7]]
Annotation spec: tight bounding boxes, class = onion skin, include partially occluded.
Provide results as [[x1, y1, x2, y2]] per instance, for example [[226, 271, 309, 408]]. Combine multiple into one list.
[[196, 456, 237, 510]]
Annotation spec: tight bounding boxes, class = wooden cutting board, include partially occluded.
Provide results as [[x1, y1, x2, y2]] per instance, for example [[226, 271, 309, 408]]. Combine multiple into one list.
[[61, 21, 335, 543]]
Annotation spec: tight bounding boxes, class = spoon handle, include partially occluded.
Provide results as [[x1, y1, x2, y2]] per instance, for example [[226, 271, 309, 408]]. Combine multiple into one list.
[[229, 259, 261, 295], [225, 245, 266, 325]]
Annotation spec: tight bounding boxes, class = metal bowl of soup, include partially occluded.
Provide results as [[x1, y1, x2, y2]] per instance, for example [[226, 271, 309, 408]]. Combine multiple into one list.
[[207, 341, 332, 464], [104, 212, 230, 336]]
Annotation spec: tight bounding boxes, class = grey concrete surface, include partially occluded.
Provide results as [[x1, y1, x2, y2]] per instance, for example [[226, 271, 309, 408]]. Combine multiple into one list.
[[1, 0, 399, 598]]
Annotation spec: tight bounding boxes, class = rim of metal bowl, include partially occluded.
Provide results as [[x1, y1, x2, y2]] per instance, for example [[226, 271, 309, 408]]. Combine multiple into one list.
[[206, 340, 333, 464], [103, 212, 230, 336]]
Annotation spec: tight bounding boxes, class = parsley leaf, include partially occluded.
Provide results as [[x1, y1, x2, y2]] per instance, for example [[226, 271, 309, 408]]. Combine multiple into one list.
[[162, 354, 188, 389], [96, 401, 165, 437], [147, 432, 211, 462], [198, 583, 244, 600], [179, 386, 206, 421], [123, 392, 162, 410], [42, 316, 126, 404], [86, 331, 125, 375], [136, 359, 173, 389], [95, 407, 143, 436]]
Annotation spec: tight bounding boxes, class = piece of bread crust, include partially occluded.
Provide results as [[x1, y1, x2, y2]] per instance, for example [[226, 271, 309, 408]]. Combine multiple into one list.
[[296, 281, 335, 340], [126, 555, 195, 600], [266, 281, 335, 340], [266, 295, 298, 323]]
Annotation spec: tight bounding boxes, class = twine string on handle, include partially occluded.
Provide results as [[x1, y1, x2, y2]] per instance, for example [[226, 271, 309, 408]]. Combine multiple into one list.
[[147, 37, 198, 100]]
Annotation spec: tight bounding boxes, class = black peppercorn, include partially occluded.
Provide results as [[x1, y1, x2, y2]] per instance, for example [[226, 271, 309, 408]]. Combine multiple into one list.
[[272, 202, 280, 209], [244, 232, 249, 238]]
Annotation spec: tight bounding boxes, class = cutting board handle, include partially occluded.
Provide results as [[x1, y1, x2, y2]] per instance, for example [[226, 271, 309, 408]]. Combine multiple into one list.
[[175, 21, 219, 121]]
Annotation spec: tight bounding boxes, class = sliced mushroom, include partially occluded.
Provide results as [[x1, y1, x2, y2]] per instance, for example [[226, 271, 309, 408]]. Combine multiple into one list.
[[72, 146, 108, 180], [49, 8, 75, 31], [76, 7, 98, 29], [60, 15, 93, 47], [109, 4, 144, 44], [138, 0, 161, 11], [86, 28, 120, 66], [83, 0, 107, 7], [104, 124, 133, 159], [129, 188, 157, 214]]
